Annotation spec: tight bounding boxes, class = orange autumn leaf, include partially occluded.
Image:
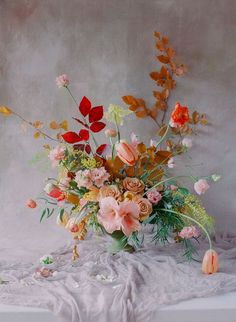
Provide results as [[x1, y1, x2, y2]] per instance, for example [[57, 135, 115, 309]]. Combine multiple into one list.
[[0, 106, 12, 116], [59, 120, 68, 131], [122, 95, 137, 105], [157, 55, 170, 64], [50, 121, 59, 130], [34, 131, 41, 139]]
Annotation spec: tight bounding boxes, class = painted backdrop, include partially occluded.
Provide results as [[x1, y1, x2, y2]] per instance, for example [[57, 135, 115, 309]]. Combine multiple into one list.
[[0, 0, 235, 260]]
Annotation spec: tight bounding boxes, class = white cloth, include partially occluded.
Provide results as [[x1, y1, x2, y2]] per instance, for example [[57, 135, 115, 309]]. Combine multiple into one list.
[[1, 232, 236, 322]]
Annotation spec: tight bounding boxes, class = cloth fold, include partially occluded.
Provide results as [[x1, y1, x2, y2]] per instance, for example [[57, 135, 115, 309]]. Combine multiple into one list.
[[1, 232, 236, 322]]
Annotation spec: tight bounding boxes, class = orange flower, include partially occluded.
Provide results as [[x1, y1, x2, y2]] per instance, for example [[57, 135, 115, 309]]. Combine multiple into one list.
[[133, 196, 152, 221], [170, 102, 189, 127], [123, 177, 144, 194], [115, 141, 138, 166], [99, 185, 121, 200], [26, 199, 37, 208], [202, 249, 219, 274]]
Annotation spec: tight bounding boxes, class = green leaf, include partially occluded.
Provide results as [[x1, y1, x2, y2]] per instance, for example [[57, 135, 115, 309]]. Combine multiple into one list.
[[177, 187, 189, 196], [59, 208, 65, 221], [40, 209, 47, 223]]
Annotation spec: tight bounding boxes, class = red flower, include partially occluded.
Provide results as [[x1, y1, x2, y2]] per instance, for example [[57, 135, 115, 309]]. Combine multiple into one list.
[[170, 102, 189, 127]]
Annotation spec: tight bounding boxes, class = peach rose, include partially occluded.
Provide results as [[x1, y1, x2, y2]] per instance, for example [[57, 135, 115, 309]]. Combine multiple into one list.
[[123, 177, 144, 194], [133, 196, 152, 221], [99, 185, 121, 200]]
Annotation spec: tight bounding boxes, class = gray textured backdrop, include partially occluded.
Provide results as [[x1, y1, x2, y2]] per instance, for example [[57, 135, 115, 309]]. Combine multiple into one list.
[[0, 0, 236, 259]]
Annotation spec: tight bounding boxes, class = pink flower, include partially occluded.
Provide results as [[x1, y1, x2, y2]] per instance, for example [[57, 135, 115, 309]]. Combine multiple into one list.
[[147, 189, 162, 204], [167, 157, 175, 168], [182, 137, 193, 148], [56, 74, 69, 88], [49, 146, 65, 168], [131, 132, 139, 149], [98, 197, 121, 234], [59, 177, 71, 191], [98, 197, 141, 236], [91, 167, 110, 187], [75, 170, 93, 188], [194, 179, 209, 195], [26, 199, 37, 208], [118, 201, 141, 236], [179, 226, 199, 239], [170, 185, 178, 191]]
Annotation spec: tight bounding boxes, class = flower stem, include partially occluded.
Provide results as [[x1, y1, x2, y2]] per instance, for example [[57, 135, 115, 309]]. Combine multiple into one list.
[[143, 175, 197, 195], [65, 87, 99, 148], [159, 208, 212, 249], [12, 111, 61, 143], [155, 124, 170, 148]]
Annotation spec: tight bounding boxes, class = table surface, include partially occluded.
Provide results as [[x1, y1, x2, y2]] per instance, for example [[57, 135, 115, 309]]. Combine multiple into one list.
[[1, 291, 236, 322]]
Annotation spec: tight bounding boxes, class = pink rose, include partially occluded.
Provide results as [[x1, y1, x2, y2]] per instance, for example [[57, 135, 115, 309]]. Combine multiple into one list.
[[179, 226, 199, 239], [56, 74, 69, 88], [91, 167, 110, 187], [194, 179, 209, 195], [48, 146, 65, 167], [75, 170, 93, 188], [98, 197, 140, 236], [147, 189, 162, 204]]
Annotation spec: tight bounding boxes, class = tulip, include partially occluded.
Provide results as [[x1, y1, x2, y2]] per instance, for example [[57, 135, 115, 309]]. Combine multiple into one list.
[[115, 140, 138, 166], [202, 249, 219, 274], [26, 199, 37, 208]]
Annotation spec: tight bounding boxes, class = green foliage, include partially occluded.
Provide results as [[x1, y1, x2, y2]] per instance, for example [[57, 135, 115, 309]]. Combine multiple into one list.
[[182, 238, 199, 261], [182, 194, 214, 233]]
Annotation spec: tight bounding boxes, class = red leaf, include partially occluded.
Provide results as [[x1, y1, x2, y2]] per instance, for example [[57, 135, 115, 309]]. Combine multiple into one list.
[[85, 144, 91, 154], [96, 144, 107, 155], [78, 129, 89, 140], [62, 131, 82, 143], [79, 96, 91, 117], [73, 144, 85, 151], [89, 106, 103, 123], [73, 117, 88, 128], [90, 122, 106, 132]]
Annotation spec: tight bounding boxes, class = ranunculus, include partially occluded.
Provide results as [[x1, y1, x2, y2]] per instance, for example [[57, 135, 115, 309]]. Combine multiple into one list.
[[133, 196, 152, 221], [56, 74, 69, 88], [194, 179, 209, 195], [98, 197, 140, 236], [48, 146, 65, 168], [75, 170, 93, 188], [123, 177, 144, 194], [170, 102, 189, 127], [146, 189, 162, 204], [115, 141, 138, 166], [26, 199, 37, 208], [99, 185, 121, 200], [91, 167, 110, 187], [182, 137, 193, 148], [202, 249, 219, 274], [105, 128, 117, 137], [179, 226, 199, 239]]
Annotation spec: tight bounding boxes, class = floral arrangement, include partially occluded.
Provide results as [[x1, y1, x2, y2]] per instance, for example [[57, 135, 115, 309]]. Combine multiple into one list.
[[0, 32, 220, 274]]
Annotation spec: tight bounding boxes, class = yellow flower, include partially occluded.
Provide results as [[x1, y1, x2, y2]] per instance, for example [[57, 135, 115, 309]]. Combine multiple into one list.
[[105, 104, 132, 126], [81, 157, 97, 169]]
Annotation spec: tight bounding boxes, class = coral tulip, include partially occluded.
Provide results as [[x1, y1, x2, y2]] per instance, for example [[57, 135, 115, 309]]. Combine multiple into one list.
[[202, 249, 219, 274], [115, 140, 138, 166], [26, 199, 37, 208]]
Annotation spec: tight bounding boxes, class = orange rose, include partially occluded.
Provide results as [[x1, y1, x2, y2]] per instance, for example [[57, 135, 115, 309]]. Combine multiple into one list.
[[133, 196, 152, 221], [99, 185, 121, 200], [170, 102, 189, 127], [115, 141, 138, 166], [123, 177, 144, 194]]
